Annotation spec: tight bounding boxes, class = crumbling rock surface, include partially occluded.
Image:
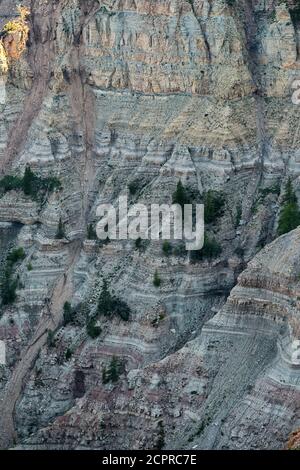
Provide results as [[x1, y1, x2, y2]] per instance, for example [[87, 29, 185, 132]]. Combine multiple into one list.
[[0, 0, 299, 450]]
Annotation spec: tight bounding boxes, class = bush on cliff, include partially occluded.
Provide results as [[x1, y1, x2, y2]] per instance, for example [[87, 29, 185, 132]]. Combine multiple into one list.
[[96, 280, 131, 321], [55, 218, 66, 239], [203, 190, 225, 224], [277, 179, 300, 236], [190, 234, 222, 263], [86, 318, 102, 339], [0, 166, 62, 201], [0, 247, 26, 306], [102, 356, 125, 384]]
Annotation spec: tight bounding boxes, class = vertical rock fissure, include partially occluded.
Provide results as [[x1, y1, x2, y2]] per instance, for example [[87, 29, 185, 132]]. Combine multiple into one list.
[[242, 0, 267, 180], [188, 0, 211, 61]]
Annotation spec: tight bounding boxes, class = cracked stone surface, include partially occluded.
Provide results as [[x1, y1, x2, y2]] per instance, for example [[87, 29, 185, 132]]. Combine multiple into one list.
[[0, 0, 300, 450]]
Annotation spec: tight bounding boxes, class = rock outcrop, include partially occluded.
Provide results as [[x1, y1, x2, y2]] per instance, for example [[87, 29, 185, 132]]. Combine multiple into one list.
[[0, 0, 300, 450]]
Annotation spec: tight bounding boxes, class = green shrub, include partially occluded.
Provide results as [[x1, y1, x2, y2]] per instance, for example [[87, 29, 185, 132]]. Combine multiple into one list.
[[135, 237, 149, 252], [87, 223, 97, 240], [7, 247, 25, 264], [102, 356, 125, 384], [290, 6, 300, 25], [0, 247, 26, 305], [63, 301, 75, 326], [190, 234, 222, 262], [27, 263, 33, 271], [0, 166, 61, 201], [112, 298, 131, 321], [65, 348, 73, 361], [277, 179, 300, 236], [235, 203, 242, 227], [155, 421, 165, 450], [259, 183, 280, 199], [203, 190, 225, 224], [162, 240, 172, 256], [86, 318, 102, 339], [0, 175, 23, 192], [172, 180, 190, 207], [1, 270, 18, 305], [173, 242, 188, 257], [128, 180, 140, 195], [135, 237, 142, 249], [23, 166, 35, 196], [97, 280, 131, 321], [47, 330, 56, 348], [55, 218, 66, 239], [153, 270, 161, 287]]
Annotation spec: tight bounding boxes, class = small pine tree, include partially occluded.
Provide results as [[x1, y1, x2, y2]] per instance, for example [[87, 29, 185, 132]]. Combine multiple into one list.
[[135, 237, 142, 249], [172, 180, 188, 207], [277, 179, 300, 236], [190, 234, 222, 262], [56, 217, 66, 239], [1, 269, 18, 305], [153, 270, 161, 288], [162, 240, 172, 256], [155, 421, 165, 450], [102, 356, 124, 384], [23, 166, 35, 196], [87, 223, 97, 240], [47, 330, 55, 348], [86, 318, 102, 339], [65, 348, 72, 361], [98, 279, 114, 317], [204, 190, 225, 224], [63, 301, 74, 326], [283, 178, 297, 204], [107, 356, 120, 383]]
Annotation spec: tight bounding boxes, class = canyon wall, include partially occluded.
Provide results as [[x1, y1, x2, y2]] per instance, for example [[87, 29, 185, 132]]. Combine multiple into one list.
[[0, 0, 299, 449]]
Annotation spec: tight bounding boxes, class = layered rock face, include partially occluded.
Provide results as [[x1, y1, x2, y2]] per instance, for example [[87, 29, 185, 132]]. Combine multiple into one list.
[[0, 0, 300, 450]]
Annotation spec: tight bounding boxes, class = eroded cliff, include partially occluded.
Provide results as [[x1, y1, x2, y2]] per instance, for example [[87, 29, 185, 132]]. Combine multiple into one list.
[[0, 0, 299, 450]]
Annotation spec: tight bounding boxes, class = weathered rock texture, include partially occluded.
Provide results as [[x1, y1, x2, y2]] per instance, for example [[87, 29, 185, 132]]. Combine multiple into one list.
[[0, 0, 299, 450]]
